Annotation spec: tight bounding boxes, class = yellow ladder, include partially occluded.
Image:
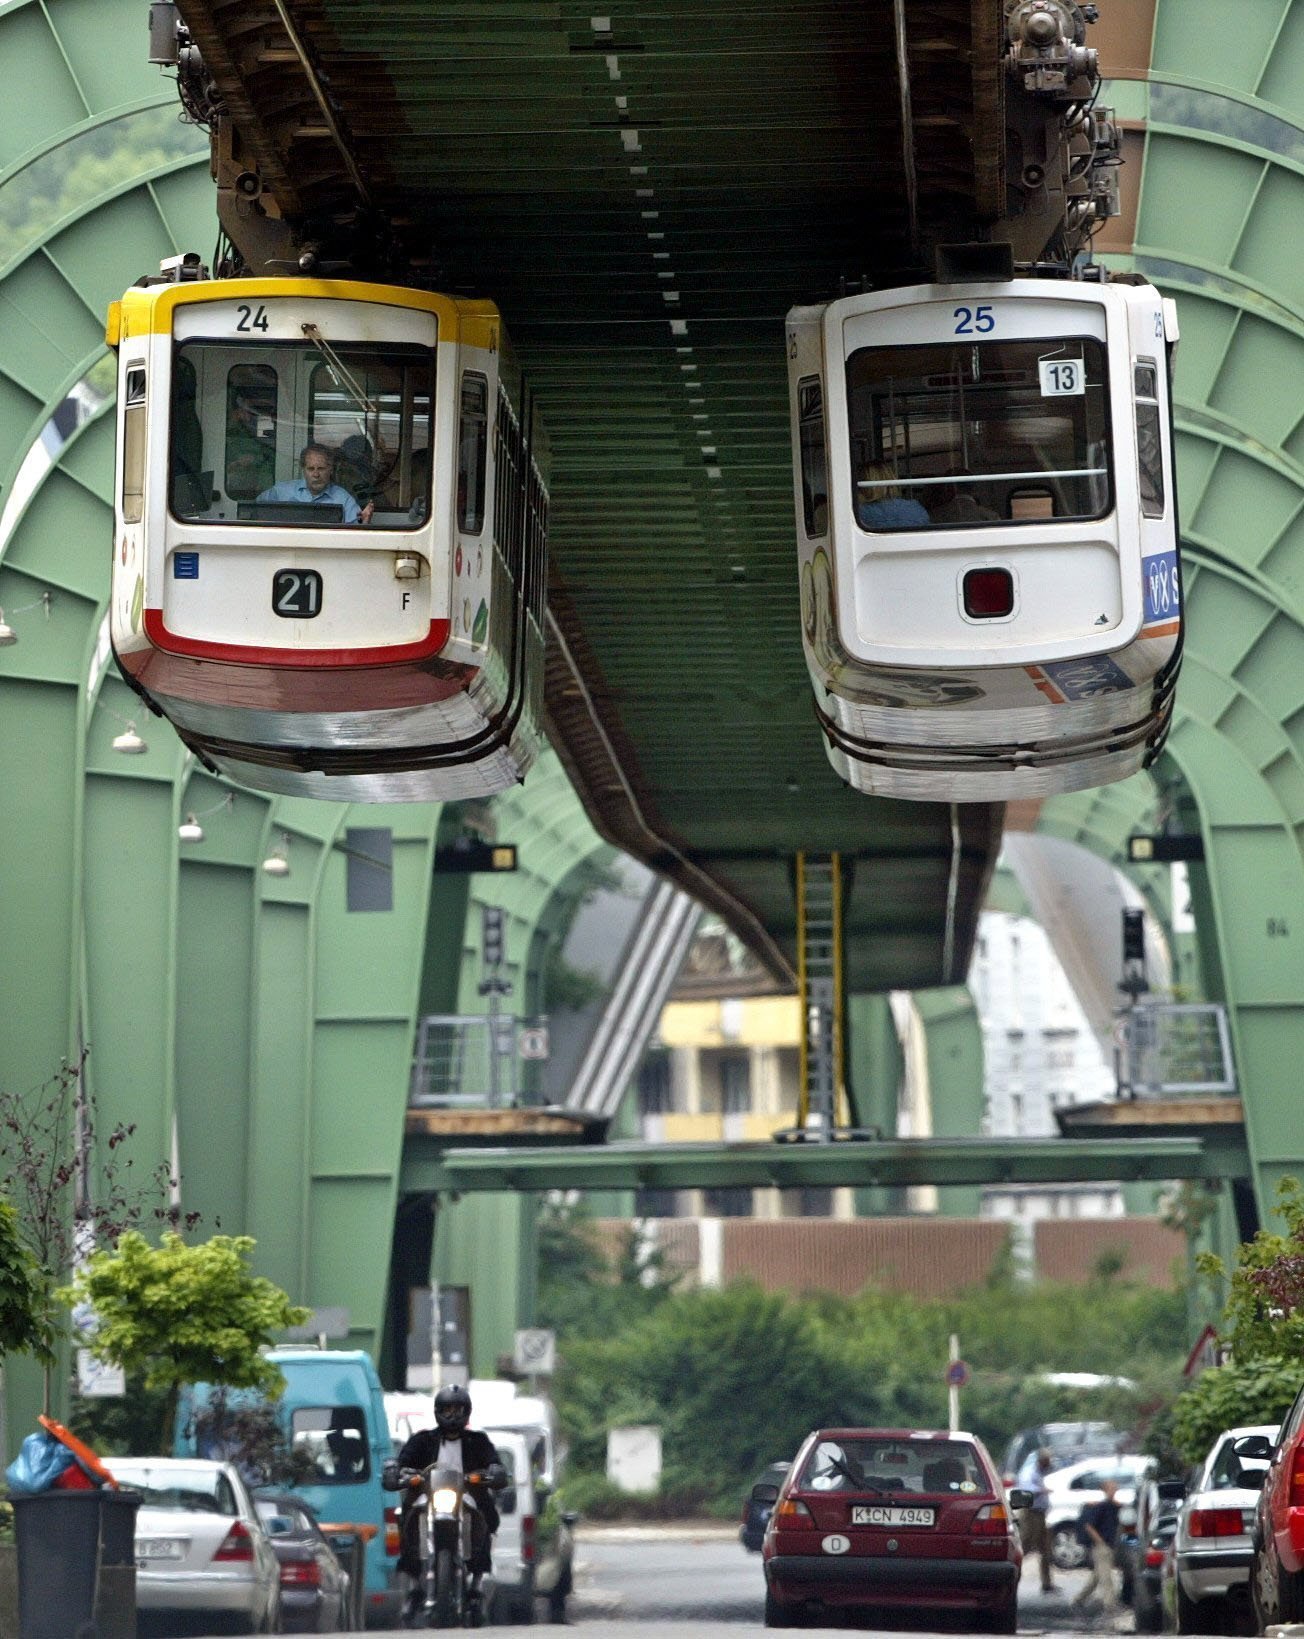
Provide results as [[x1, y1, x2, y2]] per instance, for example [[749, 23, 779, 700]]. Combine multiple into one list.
[[796, 851, 848, 1135]]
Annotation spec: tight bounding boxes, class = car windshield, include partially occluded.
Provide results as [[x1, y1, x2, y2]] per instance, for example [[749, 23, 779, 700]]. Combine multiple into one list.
[[798, 1438, 986, 1495], [107, 1464, 238, 1514]]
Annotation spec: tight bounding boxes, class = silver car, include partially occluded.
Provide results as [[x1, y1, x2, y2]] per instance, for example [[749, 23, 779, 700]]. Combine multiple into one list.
[[105, 1455, 281, 1634], [1170, 1423, 1278, 1633], [1044, 1453, 1154, 1570]]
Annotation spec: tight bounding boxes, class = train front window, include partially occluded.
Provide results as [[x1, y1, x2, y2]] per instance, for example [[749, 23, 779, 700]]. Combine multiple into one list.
[[171, 341, 435, 529], [845, 338, 1111, 529]]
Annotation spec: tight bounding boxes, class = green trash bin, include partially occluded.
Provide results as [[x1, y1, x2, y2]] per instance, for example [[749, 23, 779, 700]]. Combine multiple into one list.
[[11, 1488, 140, 1639]]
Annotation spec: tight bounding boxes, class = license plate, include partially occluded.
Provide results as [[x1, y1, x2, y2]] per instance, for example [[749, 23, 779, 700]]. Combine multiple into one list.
[[851, 1506, 935, 1527], [136, 1538, 185, 1560]]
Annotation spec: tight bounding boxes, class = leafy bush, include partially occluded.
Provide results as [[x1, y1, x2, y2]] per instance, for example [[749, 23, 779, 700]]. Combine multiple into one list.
[[540, 1205, 1190, 1514], [1168, 1357, 1301, 1462]]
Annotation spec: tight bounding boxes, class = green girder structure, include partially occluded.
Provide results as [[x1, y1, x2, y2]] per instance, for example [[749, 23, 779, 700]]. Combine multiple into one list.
[[1036, 1, 1304, 1235], [4, 0, 1304, 1430], [0, 0, 611, 1438]]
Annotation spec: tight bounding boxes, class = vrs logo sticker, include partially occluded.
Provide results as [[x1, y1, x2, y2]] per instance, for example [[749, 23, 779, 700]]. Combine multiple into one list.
[[821, 1534, 850, 1555]]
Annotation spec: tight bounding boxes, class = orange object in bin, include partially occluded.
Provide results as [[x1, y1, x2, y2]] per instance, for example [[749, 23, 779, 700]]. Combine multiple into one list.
[[38, 1414, 118, 1489]]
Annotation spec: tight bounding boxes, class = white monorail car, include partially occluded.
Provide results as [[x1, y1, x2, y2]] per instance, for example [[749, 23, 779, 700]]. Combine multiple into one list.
[[108, 274, 547, 801], [787, 278, 1181, 801]]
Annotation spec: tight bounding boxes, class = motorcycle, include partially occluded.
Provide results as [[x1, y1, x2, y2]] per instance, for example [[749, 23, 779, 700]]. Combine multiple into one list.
[[384, 1458, 507, 1629]]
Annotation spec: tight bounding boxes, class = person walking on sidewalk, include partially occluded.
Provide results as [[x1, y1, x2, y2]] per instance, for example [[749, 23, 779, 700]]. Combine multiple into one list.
[[1073, 1478, 1122, 1619], [1016, 1447, 1056, 1592]]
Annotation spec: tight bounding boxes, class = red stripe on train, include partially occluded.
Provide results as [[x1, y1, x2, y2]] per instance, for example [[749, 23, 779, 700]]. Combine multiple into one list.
[[143, 608, 451, 668]]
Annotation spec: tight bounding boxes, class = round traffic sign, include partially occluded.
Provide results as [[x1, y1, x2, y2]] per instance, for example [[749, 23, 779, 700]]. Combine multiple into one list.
[[945, 1359, 971, 1388]]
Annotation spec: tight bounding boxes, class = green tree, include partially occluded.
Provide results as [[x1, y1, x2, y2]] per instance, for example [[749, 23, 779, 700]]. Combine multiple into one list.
[[1163, 1178, 1304, 1460], [0, 1198, 42, 1360], [61, 1232, 309, 1450]]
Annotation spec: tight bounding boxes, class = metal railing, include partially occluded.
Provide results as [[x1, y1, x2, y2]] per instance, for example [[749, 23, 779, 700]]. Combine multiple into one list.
[[1115, 1003, 1236, 1098], [409, 1013, 551, 1108]]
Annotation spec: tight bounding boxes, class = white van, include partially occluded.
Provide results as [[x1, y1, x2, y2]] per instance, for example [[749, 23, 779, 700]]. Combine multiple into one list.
[[483, 1426, 576, 1625]]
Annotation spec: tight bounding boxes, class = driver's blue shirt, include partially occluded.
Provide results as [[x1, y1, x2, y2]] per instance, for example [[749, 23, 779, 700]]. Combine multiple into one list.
[[257, 476, 361, 524]]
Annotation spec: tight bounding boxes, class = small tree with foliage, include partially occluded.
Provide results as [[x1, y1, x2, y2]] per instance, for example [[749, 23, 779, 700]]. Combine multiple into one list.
[[0, 1057, 192, 1410], [61, 1231, 310, 1452], [0, 1198, 43, 1360], [1166, 1178, 1304, 1462]]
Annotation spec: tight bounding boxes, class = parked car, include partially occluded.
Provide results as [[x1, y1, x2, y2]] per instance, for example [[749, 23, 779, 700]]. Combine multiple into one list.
[[742, 1462, 793, 1552], [104, 1455, 281, 1635], [254, 1489, 354, 1633], [483, 1423, 577, 1624], [1134, 1510, 1181, 1633], [1043, 1452, 1154, 1570], [180, 1347, 404, 1627], [1002, 1420, 1127, 1486], [1167, 1423, 1277, 1633], [1246, 1388, 1304, 1630], [759, 1427, 1027, 1631]]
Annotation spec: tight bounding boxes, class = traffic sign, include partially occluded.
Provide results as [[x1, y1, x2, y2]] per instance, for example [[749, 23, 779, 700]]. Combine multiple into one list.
[[518, 1025, 550, 1061], [513, 1328, 556, 1376], [944, 1359, 971, 1388]]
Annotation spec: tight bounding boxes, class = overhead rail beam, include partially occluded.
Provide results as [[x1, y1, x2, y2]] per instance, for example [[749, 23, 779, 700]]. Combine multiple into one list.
[[399, 1135, 1247, 1196]]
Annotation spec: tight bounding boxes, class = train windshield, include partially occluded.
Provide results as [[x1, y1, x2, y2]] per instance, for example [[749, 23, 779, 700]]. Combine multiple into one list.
[[845, 337, 1110, 530], [170, 341, 436, 529]]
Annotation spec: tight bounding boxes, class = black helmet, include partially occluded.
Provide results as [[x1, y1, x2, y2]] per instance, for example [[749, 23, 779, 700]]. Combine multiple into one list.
[[434, 1384, 471, 1435]]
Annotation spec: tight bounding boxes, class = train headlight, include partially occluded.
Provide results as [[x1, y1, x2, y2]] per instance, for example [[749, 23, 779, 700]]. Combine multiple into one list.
[[394, 554, 422, 580]]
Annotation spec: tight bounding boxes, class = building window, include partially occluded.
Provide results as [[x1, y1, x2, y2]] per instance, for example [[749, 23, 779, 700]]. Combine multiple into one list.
[[637, 1054, 672, 1115], [635, 1188, 678, 1218], [720, 1054, 750, 1115], [703, 1186, 752, 1217], [782, 1187, 834, 1218]]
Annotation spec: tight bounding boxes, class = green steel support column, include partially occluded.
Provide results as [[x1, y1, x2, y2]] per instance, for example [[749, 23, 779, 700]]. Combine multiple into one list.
[[915, 987, 986, 1217], [846, 993, 904, 1214], [433, 1192, 539, 1379]]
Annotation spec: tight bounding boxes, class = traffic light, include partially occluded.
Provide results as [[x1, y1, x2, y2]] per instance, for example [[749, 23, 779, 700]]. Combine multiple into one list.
[[1122, 907, 1145, 964], [482, 906, 504, 968]]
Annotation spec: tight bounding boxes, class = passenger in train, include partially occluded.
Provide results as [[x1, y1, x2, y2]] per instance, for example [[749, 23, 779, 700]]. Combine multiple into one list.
[[257, 442, 374, 524], [856, 461, 929, 529], [931, 488, 999, 526]]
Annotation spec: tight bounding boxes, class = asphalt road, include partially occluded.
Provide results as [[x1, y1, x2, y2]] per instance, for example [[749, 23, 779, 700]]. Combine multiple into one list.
[[176, 1524, 1249, 1637]]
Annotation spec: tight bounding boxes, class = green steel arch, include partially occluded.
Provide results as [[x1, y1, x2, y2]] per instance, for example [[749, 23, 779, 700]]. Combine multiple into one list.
[[0, 0, 615, 1442], [1031, 0, 1304, 1229]]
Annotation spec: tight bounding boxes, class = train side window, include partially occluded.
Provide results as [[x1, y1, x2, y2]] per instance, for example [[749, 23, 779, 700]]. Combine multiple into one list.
[[797, 377, 828, 536], [224, 364, 278, 501], [122, 367, 147, 524], [458, 374, 488, 534], [1134, 360, 1164, 518]]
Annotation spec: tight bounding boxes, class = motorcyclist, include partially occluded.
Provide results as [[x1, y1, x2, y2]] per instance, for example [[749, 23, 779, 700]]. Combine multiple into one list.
[[395, 1384, 503, 1619]]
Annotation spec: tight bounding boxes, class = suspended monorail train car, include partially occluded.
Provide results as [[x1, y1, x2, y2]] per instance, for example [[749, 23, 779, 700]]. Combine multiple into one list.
[[108, 270, 547, 801], [786, 277, 1181, 801]]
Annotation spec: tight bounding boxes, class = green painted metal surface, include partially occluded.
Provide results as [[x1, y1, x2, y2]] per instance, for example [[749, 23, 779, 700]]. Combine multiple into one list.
[[400, 1134, 1249, 1196], [915, 987, 986, 1217]]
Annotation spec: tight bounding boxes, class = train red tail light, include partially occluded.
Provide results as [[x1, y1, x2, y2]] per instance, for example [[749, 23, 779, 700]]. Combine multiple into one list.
[[962, 568, 1015, 619]]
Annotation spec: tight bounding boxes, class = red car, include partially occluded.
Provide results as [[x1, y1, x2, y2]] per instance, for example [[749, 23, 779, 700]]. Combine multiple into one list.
[[1250, 1383, 1304, 1629], [759, 1428, 1027, 1631]]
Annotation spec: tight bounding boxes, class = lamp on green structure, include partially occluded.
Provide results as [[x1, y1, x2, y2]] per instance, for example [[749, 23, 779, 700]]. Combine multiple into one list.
[[261, 832, 291, 877], [0, 590, 53, 646], [111, 721, 148, 754], [178, 791, 234, 843]]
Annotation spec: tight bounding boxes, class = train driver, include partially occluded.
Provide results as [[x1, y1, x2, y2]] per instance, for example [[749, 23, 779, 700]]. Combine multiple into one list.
[[257, 442, 375, 524]]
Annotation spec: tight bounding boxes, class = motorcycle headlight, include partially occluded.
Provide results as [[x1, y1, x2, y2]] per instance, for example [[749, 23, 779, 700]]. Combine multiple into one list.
[[432, 1488, 460, 1514]]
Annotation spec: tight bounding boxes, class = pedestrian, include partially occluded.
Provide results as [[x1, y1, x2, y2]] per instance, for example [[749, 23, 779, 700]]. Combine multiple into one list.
[[1072, 1478, 1123, 1622], [1016, 1446, 1056, 1592]]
